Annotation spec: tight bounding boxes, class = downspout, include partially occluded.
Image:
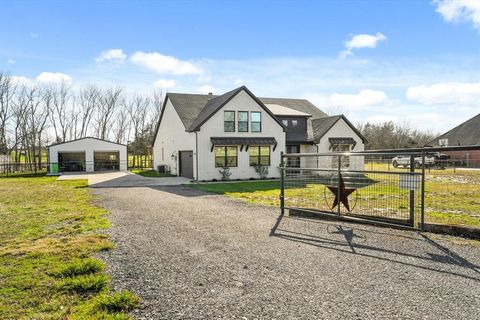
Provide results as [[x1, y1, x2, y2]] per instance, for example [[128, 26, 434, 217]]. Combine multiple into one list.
[[195, 131, 199, 181], [315, 143, 319, 168]]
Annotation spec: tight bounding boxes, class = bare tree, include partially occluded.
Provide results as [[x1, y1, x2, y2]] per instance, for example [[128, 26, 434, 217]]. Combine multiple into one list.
[[126, 95, 150, 167], [76, 85, 100, 138], [94, 87, 122, 140], [49, 81, 72, 143], [0, 72, 16, 155]]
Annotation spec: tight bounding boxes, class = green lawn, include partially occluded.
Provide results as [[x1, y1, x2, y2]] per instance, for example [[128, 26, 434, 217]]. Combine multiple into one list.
[[0, 177, 138, 319], [191, 168, 480, 228], [130, 169, 172, 178]]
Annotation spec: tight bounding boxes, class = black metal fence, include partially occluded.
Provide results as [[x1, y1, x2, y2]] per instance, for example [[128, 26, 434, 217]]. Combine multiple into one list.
[[280, 145, 480, 230], [0, 160, 129, 177]]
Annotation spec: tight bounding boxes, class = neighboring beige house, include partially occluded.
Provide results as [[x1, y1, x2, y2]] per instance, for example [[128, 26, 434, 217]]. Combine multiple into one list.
[[152, 86, 367, 181]]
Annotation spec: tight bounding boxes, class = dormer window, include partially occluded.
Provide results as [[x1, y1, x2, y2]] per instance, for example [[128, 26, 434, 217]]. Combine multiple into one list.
[[238, 111, 249, 132], [282, 120, 288, 126], [224, 111, 235, 132], [291, 120, 298, 127]]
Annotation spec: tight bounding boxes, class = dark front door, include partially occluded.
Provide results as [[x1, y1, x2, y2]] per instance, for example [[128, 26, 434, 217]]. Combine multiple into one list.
[[286, 145, 301, 168], [179, 151, 194, 179]]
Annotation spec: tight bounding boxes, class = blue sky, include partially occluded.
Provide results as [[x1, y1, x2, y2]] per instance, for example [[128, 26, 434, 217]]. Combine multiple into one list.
[[1, 0, 479, 133]]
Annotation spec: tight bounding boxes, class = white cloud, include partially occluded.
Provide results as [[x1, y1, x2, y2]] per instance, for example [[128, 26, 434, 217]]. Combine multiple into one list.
[[340, 32, 387, 58], [36, 72, 72, 84], [197, 85, 215, 94], [434, 0, 480, 31], [330, 89, 389, 109], [11, 76, 33, 86], [365, 115, 399, 123], [95, 49, 127, 63], [154, 79, 176, 90], [131, 51, 203, 75], [7, 59, 15, 64], [406, 82, 480, 105]]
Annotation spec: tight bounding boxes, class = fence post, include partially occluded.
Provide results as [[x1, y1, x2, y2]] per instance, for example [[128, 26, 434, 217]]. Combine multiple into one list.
[[420, 152, 426, 230], [280, 151, 285, 215], [409, 155, 415, 227], [337, 155, 342, 216]]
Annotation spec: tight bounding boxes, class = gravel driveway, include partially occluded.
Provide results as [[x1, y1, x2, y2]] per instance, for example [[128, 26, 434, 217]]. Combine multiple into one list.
[[93, 185, 480, 319]]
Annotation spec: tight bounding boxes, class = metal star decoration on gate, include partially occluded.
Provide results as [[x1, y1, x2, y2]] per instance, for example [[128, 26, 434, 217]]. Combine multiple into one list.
[[326, 173, 356, 212]]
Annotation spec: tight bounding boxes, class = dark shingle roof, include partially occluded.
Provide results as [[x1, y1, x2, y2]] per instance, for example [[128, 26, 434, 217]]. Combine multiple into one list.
[[153, 86, 366, 146], [311, 115, 368, 144], [187, 87, 245, 131], [430, 113, 480, 146]]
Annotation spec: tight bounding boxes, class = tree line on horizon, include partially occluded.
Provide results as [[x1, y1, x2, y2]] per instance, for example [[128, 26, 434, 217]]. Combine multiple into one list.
[[0, 71, 163, 167], [357, 121, 438, 150], [1, 70, 439, 168]]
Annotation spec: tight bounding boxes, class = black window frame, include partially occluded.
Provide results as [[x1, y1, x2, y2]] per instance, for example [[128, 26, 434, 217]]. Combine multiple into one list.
[[215, 146, 238, 168], [249, 146, 270, 166], [238, 111, 249, 132], [251, 111, 262, 132], [224, 111, 235, 132]]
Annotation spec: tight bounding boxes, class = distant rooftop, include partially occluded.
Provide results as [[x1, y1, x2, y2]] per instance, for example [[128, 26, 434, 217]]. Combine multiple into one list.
[[264, 104, 311, 117]]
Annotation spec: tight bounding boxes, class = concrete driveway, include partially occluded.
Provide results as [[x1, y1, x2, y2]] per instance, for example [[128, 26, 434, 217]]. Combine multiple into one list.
[[57, 171, 191, 187], [93, 185, 480, 319]]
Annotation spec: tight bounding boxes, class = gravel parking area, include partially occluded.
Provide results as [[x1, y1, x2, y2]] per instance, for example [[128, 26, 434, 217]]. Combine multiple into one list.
[[93, 185, 480, 319]]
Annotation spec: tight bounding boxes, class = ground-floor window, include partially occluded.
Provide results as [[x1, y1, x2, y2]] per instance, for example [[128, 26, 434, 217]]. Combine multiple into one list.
[[215, 146, 238, 167], [331, 144, 350, 167], [249, 146, 270, 166]]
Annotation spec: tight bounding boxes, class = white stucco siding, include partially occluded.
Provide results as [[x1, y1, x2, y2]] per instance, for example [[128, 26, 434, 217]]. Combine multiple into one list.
[[196, 90, 286, 181], [316, 118, 365, 170], [48, 138, 127, 172], [152, 98, 196, 177]]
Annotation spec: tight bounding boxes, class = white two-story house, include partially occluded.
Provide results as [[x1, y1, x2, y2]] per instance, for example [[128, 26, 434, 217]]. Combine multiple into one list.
[[152, 86, 367, 181]]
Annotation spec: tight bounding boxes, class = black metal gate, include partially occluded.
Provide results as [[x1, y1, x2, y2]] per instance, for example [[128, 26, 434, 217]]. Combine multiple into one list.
[[280, 151, 425, 229]]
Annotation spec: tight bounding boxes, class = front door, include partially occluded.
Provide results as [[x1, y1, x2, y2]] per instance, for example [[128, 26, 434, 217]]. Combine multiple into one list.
[[179, 151, 194, 179], [286, 145, 301, 168]]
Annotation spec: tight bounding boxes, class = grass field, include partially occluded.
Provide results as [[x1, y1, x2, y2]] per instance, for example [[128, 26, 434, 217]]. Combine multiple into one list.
[[191, 165, 480, 227], [130, 169, 172, 178], [0, 177, 138, 319]]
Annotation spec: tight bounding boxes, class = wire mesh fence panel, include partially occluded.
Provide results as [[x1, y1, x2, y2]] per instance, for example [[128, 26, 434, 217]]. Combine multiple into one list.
[[282, 153, 423, 228]]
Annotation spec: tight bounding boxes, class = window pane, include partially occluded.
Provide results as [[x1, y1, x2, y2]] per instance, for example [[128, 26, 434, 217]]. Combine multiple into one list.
[[227, 146, 237, 156], [225, 111, 235, 121], [238, 111, 248, 121], [282, 120, 288, 126], [260, 156, 270, 166], [251, 112, 261, 122], [215, 157, 225, 167], [260, 146, 270, 155], [224, 121, 234, 132], [251, 122, 261, 132], [291, 120, 298, 127], [215, 146, 225, 157], [238, 122, 248, 132], [250, 157, 259, 166], [227, 156, 237, 167], [249, 147, 259, 156]]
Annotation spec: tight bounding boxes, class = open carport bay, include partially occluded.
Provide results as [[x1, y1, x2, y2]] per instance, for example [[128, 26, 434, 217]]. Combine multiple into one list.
[[93, 186, 480, 319]]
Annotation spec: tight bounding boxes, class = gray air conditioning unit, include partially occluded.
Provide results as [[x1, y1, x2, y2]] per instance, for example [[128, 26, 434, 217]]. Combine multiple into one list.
[[157, 164, 169, 174]]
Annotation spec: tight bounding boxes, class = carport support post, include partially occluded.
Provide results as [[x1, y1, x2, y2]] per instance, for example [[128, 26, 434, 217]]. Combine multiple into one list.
[[280, 151, 285, 215], [409, 155, 415, 227]]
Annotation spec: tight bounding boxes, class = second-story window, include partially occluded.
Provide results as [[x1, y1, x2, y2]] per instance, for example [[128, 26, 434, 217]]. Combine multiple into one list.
[[224, 111, 235, 132], [251, 112, 261, 132], [238, 111, 248, 132]]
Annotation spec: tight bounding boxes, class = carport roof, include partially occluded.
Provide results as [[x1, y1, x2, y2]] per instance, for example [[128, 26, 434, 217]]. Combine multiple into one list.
[[47, 137, 127, 148]]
